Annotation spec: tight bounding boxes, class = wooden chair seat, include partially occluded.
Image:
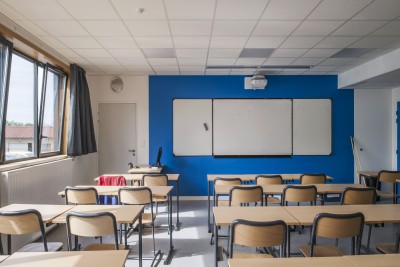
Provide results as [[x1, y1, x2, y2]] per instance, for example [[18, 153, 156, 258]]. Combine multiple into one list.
[[376, 243, 399, 254], [82, 243, 126, 251], [232, 252, 273, 258], [18, 242, 63, 253], [152, 196, 167, 202], [300, 245, 345, 257], [266, 196, 281, 205]]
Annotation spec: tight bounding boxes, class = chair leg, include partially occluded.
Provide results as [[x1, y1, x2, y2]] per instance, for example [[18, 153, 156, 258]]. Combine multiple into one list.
[[366, 224, 372, 254]]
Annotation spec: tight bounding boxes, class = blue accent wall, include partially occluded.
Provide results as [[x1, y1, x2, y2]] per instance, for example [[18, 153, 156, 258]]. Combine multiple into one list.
[[149, 75, 354, 196]]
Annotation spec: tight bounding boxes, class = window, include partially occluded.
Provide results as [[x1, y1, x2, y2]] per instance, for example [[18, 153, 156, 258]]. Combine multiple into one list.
[[0, 40, 67, 164]]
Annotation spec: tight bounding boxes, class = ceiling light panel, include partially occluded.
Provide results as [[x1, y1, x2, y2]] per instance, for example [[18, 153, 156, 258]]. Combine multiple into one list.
[[239, 48, 275, 58], [142, 48, 175, 58], [271, 48, 308, 57], [302, 48, 341, 58], [330, 48, 372, 58]]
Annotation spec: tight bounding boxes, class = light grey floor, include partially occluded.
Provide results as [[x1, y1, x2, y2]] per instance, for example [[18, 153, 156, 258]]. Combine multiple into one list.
[[46, 200, 398, 267]]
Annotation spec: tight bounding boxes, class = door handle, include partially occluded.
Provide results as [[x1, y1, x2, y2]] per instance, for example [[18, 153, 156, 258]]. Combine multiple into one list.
[[128, 149, 135, 152]]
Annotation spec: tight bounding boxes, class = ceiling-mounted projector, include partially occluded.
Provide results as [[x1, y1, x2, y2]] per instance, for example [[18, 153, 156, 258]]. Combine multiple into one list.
[[244, 75, 267, 90]]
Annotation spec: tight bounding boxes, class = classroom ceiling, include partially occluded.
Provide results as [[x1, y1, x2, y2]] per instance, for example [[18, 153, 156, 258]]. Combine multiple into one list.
[[1, 0, 400, 76]]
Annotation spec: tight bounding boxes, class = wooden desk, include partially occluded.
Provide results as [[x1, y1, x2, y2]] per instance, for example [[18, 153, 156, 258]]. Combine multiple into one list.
[[207, 174, 333, 232], [127, 165, 163, 174], [0, 204, 73, 224], [343, 254, 400, 267], [213, 206, 299, 267], [228, 256, 351, 267], [94, 174, 182, 231], [0, 251, 128, 267]]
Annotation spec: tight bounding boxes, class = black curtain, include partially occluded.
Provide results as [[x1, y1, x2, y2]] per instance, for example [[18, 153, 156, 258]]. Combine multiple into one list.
[[67, 64, 97, 156]]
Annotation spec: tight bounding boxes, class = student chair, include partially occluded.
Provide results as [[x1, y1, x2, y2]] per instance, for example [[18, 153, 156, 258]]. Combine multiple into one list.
[[376, 170, 400, 204], [300, 174, 327, 184], [255, 175, 283, 205], [229, 219, 287, 258], [0, 209, 63, 255], [282, 185, 317, 206], [142, 174, 169, 213], [229, 186, 264, 206], [300, 212, 365, 257], [65, 186, 99, 205]]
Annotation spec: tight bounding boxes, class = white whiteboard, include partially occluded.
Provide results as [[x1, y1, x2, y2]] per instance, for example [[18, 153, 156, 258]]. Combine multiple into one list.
[[173, 99, 212, 156], [213, 99, 292, 156], [293, 99, 332, 155]]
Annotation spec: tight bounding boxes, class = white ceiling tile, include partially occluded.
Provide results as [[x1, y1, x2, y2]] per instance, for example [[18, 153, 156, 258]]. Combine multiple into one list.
[[302, 48, 341, 57], [96, 37, 138, 48], [34, 20, 89, 36], [180, 71, 205, 75], [56, 48, 80, 58], [108, 49, 144, 58], [314, 36, 360, 48], [68, 57, 91, 65], [280, 36, 324, 48], [210, 37, 248, 48], [57, 37, 102, 48], [208, 48, 242, 57], [349, 36, 398, 48], [292, 57, 326, 65], [332, 21, 388, 36], [80, 64, 102, 72], [253, 21, 301, 36], [261, 0, 320, 20], [14, 20, 50, 37], [207, 58, 237, 65], [0, 2, 25, 19], [235, 58, 266, 65], [352, 0, 400, 20], [212, 21, 257, 36], [135, 37, 173, 48], [148, 58, 178, 65], [177, 58, 207, 65], [111, 0, 167, 19], [205, 69, 231, 75], [215, 0, 269, 19], [292, 21, 344, 36], [308, 0, 373, 20], [39, 36, 68, 49], [175, 49, 208, 58], [125, 66, 153, 72], [319, 58, 355, 65], [165, 0, 215, 19], [57, 0, 119, 19], [152, 65, 179, 71], [3, 0, 72, 20], [86, 57, 121, 65], [170, 21, 212, 36], [271, 48, 308, 57], [179, 66, 206, 71], [279, 69, 307, 74], [371, 21, 400, 36], [264, 57, 297, 65], [310, 65, 338, 72], [117, 57, 149, 65], [173, 37, 210, 48], [74, 49, 112, 58], [80, 21, 130, 37], [245, 37, 285, 48], [98, 65, 127, 74], [155, 71, 180, 75], [125, 20, 170, 36]]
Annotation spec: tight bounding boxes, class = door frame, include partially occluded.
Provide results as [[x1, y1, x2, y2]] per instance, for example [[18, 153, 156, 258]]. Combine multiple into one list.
[[96, 101, 138, 175]]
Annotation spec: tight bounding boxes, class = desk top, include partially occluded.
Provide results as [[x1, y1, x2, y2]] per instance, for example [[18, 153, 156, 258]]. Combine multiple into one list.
[[58, 185, 173, 197], [52, 204, 144, 224], [207, 174, 333, 182], [213, 206, 299, 226], [127, 165, 163, 174], [95, 173, 179, 182], [284, 204, 400, 225], [214, 183, 366, 195], [228, 257, 350, 267], [357, 171, 379, 177], [0, 251, 129, 267], [0, 204, 74, 224], [343, 254, 400, 267]]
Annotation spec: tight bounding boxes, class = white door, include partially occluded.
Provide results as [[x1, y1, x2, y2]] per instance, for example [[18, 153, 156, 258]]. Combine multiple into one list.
[[98, 103, 136, 174]]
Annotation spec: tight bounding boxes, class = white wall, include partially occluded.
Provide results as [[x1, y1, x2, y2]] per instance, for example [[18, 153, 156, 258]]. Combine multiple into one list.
[[86, 76, 149, 175], [391, 87, 400, 169], [354, 89, 392, 178]]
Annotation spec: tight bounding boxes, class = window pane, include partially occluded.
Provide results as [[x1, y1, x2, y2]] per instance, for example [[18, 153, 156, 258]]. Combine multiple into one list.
[[5, 54, 35, 160], [40, 68, 65, 153]]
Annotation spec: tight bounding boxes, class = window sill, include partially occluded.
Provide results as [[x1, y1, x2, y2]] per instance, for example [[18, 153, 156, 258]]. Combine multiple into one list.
[[0, 155, 70, 172]]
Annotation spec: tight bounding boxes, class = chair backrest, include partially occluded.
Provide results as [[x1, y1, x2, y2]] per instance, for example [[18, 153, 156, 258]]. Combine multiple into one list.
[[214, 177, 242, 186], [229, 219, 287, 258], [0, 209, 47, 254], [66, 211, 119, 250], [255, 175, 283, 185], [282, 185, 317, 205], [310, 212, 364, 256], [229, 186, 264, 206], [300, 174, 326, 185], [341, 187, 377, 205], [119, 187, 152, 205], [378, 170, 400, 183], [65, 187, 98, 205], [143, 174, 168, 186]]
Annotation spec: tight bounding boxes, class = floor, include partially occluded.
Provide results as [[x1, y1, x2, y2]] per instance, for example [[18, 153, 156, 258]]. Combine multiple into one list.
[[46, 200, 398, 267]]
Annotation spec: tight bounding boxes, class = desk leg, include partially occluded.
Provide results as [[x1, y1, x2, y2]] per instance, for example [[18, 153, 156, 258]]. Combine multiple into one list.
[[176, 180, 181, 231], [214, 221, 219, 267], [164, 192, 175, 265], [287, 226, 291, 258], [208, 181, 212, 233], [139, 213, 142, 267]]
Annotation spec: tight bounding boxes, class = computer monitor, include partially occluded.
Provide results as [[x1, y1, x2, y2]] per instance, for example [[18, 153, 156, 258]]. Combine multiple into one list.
[[154, 146, 162, 167]]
